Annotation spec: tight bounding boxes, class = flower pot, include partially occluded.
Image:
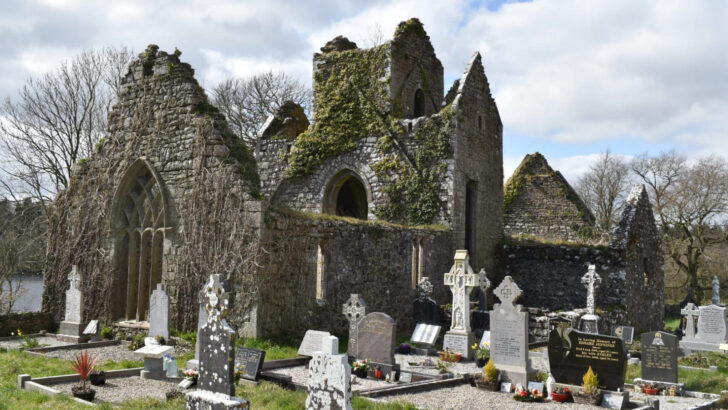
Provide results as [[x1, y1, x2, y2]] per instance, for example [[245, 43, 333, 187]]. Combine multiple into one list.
[[398, 346, 411, 354], [475, 377, 500, 391], [89, 371, 106, 386], [476, 358, 487, 368], [573, 392, 602, 405], [72, 386, 96, 402], [551, 392, 570, 403], [438, 352, 462, 362], [353, 368, 368, 379], [644, 388, 659, 395]]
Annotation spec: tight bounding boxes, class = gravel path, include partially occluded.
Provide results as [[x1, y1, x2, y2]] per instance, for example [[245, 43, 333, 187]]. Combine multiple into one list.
[[267, 365, 398, 391], [51, 376, 186, 403], [41, 344, 189, 363], [0, 336, 70, 350]]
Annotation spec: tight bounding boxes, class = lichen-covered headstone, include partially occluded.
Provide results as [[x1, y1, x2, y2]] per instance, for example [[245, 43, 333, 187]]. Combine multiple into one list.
[[57, 266, 86, 343], [149, 283, 169, 340], [342, 294, 367, 356], [305, 335, 352, 410], [580, 264, 602, 334]]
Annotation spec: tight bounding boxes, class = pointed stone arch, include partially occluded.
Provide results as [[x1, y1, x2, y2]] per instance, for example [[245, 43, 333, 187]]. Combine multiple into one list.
[[111, 158, 172, 321], [322, 169, 371, 220]]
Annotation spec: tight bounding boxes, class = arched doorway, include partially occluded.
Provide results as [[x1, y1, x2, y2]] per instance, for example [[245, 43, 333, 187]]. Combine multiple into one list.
[[112, 160, 171, 321], [414, 89, 425, 117], [323, 170, 369, 220]]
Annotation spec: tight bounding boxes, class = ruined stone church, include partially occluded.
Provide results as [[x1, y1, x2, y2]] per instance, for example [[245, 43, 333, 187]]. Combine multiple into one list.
[[42, 18, 663, 339]]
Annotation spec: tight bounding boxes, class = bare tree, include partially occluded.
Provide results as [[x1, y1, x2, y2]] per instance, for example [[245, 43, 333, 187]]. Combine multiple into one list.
[[576, 150, 631, 234], [0, 46, 134, 205], [363, 23, 386, 48], [632, 153, 728, 303], [210, 71, 311, 149]]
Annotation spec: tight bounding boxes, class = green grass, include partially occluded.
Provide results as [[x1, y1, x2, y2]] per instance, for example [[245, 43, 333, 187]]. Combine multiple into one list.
[[664, 316, 681, 332], [625, 361, 728, 394], [236, 334, 302, 360]]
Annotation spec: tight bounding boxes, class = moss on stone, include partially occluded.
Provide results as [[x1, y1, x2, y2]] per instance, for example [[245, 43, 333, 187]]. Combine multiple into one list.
[[394, 18, 428, 39]]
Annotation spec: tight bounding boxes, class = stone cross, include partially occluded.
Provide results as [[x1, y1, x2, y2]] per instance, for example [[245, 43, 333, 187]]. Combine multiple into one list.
[[443, 250, 478, 333], [478, 268, 491, 307], [581, 264, 602, 316], [415, 277, 433, 300], [493, 275, 523, 307], [681, 302, 700, 339], [712, 276, 721, 305], [149, 283, 169, 340], [342, 294, 367, 356], [65, 265, 82, 323], [203, 273, 230, 322]]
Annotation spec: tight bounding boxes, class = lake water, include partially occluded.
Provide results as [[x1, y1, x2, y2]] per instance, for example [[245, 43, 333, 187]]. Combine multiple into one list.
[[2, 275, 44, 312]]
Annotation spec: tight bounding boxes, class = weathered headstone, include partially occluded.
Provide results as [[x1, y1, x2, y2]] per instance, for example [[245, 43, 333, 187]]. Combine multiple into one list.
[[548, 328, 627, 391], [298, 330, 332, 357], [491, 276, 531, 386], [186, 288, 208, 371], [613, 326, 635, 345], [681, 303, 700, 340], [413, 277, 438, 325], [186, 274, 248, 409], [411, 323, 441, 347], [57, 266, 87, 343], [149, 283, 169, 341], [696, 304, 727, 344], [305, 335, 352, 410], [580, 264, 602, 334], [235, 347, 266, 382], [478, 268, 491, 309], [356, 312, 396, 364], [641, 331, 678, 384], [442, 250, 477, 359], [713, 276, 721, 305], [342, 294, 367, 357]]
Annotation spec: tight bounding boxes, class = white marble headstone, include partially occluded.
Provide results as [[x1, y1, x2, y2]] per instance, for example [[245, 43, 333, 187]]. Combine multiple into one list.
[[305, 335, 352, 410], [64, 265, 82, 323], [149, 283, 169, 340], [298, 330, 332, 357]]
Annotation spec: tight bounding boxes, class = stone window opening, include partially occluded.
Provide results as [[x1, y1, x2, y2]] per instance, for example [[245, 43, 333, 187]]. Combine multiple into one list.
[[414, 89, 425, 117], [316, 241, 327, 304], [323, 170, 369, 220], [478, 115, 483, 130], [465, 180, 478, 260], [112, 159, 171, 322], [411, 237, 424, 289]]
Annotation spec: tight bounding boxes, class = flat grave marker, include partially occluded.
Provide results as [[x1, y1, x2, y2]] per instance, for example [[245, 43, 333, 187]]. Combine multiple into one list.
[[411, 323, 440, 347], [235, 347, 266, 381]]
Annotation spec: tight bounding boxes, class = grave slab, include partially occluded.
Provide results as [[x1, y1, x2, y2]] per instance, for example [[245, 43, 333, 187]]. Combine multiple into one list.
[[298, 330, 332, 357]]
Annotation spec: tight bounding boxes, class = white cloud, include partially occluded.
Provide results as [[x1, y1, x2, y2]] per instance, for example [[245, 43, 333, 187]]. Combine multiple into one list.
[[504, 153, 635, 187]]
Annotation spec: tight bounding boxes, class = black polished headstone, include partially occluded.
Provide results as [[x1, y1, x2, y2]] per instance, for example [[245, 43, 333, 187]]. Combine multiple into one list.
[[413, 298, 438, 326], [641, 331, 678, 383], [548, 328, 627, 391], [471, 310, 490, 331], [235, 347, 266, 381]]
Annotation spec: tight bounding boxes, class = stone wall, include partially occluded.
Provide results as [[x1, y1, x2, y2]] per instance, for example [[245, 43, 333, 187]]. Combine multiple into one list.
[[257, 207, 454, 338], [526, 308, 629, 343]]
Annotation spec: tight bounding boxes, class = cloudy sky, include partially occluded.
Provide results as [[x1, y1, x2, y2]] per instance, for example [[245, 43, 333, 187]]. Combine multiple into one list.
[[1, 0, 726, 183]]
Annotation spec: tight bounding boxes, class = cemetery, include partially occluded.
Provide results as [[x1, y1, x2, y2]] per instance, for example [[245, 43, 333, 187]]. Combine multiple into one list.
[[0, 12, 727, 410]]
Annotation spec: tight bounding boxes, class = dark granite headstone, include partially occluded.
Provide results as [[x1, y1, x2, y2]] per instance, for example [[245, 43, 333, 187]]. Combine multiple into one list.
[[356, 312, 396, 364], [614, 326, 635, 345], [548, 328, 627, 391], [197, 275, 236, 397], [641, 331, 678, 383], [413, 298, 438, 325], [235, 347, 266, 381], [471, 310, 490, 331]]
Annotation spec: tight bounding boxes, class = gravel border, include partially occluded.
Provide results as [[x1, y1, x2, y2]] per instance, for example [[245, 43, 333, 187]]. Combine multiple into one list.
[[266, 365, 399, 391], [0, 336, 70, 350], [50, 376, 187, 403]]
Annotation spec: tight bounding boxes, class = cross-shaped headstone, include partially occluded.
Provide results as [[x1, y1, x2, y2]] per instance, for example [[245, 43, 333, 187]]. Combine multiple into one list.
[[444, 250, 478, 332], [203, 274, 230, 323], [415, 277, 433, 300], [681, 302, 700, 339], [478, 268, 491, 307], [581, 264, 602, 315], [68, 265, 81, 290], [342, 294, 367, 356], [494, 276, 522, 307]]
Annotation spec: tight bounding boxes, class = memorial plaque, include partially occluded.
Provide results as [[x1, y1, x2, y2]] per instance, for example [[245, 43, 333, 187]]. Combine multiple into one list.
[[548, 328, 627, 391], [641, 331, 678, 383], [399, 372, 412, 383], [235, 347, 266, 381], [298, 330, 332, 357], [613, 326, 634, 345], [443, 333, 469, 354], [83, 320, 98, 335], [602, 392, 626, 409], [356, 312, 396, 364], [696, 305, 727, 344], [527, 381, 544, 393], [500, 382, 512, 393], [411, 323, 441, 347]]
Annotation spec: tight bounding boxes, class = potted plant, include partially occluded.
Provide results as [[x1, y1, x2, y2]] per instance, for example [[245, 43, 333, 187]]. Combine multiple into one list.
[[438, 348, 462, 363], [551, 386, 571, 403], [472, 342, 490, 367], [397, 342, 412, 354], [573, 366, 602, 405], [89, 370, 106, 386], [475, 358, 500, 391], [643, 383, 659, 395], [71, 351, 98, 401], [352, 359, 370, 378]]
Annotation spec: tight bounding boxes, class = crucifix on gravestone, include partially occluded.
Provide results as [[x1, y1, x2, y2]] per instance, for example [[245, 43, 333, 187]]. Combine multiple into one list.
[[681, 302, 699, 340], [580, 264, 602, 334], [342, 294, 367, 357], [442, 250, 478, 359]]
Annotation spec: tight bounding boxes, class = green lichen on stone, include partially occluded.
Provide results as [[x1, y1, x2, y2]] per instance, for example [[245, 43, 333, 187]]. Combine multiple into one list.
[[286, 44, 391, 177], [394, 18, 427, 39], [503, 172, 525, 211]]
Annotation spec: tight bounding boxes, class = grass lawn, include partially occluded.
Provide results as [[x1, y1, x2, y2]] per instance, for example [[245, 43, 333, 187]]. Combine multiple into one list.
[[625, 352, 728, 394]]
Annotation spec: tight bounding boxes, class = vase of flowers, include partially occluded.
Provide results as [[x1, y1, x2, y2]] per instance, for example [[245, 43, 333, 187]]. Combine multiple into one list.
[[184, 369, 199, 385], [472, 342, 490, 367], [71, 351, 98, 401], [643, 383, 659, 395], [551, 386, 571, 402], [352, 359, 370, 378]]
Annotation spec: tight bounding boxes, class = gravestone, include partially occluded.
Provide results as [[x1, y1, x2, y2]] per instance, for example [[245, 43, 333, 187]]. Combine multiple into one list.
[[548, 328, 627, 391], [356, 312, 396, 364], [442, 250, 478, 359], [235, 347, 266, 382], [613, 326, 635, 345], [713, 276, 721, 305], [680, 304, 728, 353], [134, 343, 174, 379], [681, 303, 700, 340], [298, 330, 332, 357], [580, 264, 602, 334], [413, 277, 438, 325], [186, 288, 208, 371], [342, 294, 367, 357], [57, 266, 87, 343], [149, 284, 169, 341], [83, 320, 99, 341], [186, 274, 248, 409], [641, 331, 678, 383], [411, 323, 441, 347], [491, 276, 531, 386], [305, 335, 352, 410]]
